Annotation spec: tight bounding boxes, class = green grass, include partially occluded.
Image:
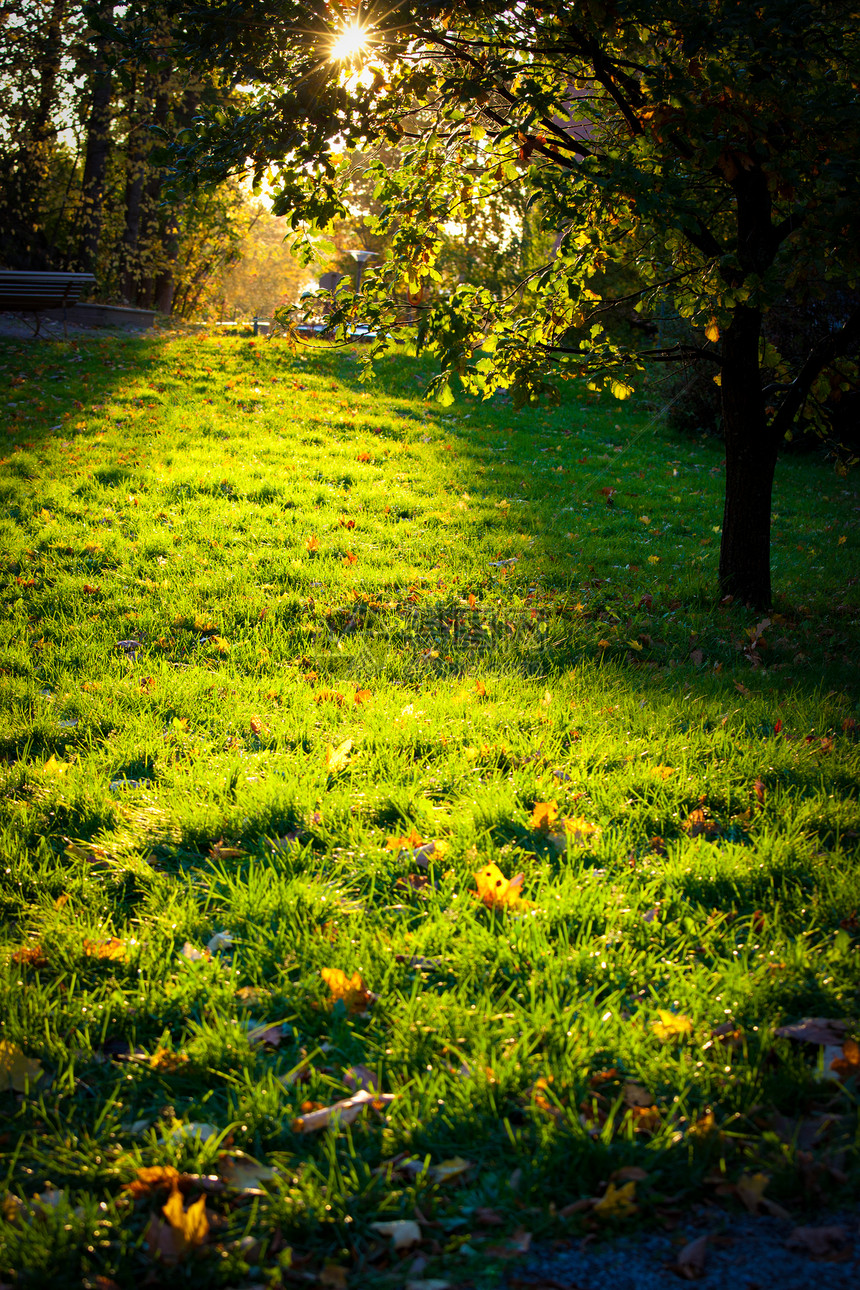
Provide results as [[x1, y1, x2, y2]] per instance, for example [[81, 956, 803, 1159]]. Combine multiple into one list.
[[0, 329, 858, 1288]]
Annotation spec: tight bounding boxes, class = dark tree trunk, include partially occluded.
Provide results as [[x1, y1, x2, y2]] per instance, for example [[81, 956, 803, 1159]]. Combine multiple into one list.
[[78, 2, 115, 275], [718, 304, 778, 609]]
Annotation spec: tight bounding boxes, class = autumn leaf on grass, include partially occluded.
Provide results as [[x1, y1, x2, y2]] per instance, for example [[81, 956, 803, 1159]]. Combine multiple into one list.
[[0, 1041, 43, 1092], [369, 1219, 422, 1251], [386, 826, 424, 852], [592, 1180, 637, 1219], [830, 1037, 860, 1080], [549, 815, 600, 852], [11, 944, 48, 969], [218, 1153, 279, 1194], [683, 807, 721, 839], [146, 1187, 209, 1263], [475, 862, 526, 910], [529, 800, 558, 832], [292, 1087, 395, 1133], [123, 1166, 185, 1199], [675, 1233, 709, 1281], [651, 1010, 694, 1042], [354, 688, 372, 705], [321, 966, 375, 1013], [399, 1156, 472, 1184], [83, 936, 126, 961], [325, 737, 354, 774], [40, 754, 70, 777], [305, 535, 320, 552], [775, 1017, 848, 1046], [733, 1171, 790, 1218]]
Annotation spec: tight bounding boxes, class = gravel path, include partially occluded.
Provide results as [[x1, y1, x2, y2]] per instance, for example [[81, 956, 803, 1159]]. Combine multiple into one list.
[[506, 1208, 859, 1289]]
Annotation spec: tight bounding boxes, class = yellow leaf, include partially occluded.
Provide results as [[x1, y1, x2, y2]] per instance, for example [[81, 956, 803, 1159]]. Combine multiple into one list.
[[40, 755, 70, 776], [321, 966, 373, 1013], [474, 862, 526, 910], [712, 372, 722, 386], [651, 1010, 694, 1041], [529, 800, 558, 831], [0, 1040, 43, 1092], [162, 1187, 209, 1250], [325, 737, 353, 773], [593, 1180, 638, 1218], [305, 535, 320, 551], [735, 1171, 770, 1214], [609, 379, 634, 400], [705, 319, 720, 343], [647, 555, 661, 564], [651, 765, 674, 780]]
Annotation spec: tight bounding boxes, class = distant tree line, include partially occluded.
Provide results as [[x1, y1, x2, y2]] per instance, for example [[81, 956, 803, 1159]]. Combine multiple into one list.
[[0, 0, 295, 317]]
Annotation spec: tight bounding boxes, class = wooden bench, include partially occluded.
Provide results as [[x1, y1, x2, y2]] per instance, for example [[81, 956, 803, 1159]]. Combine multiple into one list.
[[0, 270, 97, 334]]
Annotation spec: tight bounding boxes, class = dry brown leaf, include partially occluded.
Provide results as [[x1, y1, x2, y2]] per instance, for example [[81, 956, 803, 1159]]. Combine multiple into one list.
[[785, 1226, 853, 1260], [10, 945, 48, 968], [292, 1088, 394, 1133], [319, 1264, 349, 1289], [735, 1171, 770, 1214], [683, 808, 720, 839], [830, 1037, 860, 1079], [775, 1018, 848, 1046], [83, 937, 126, 961], [675, 1233, 709, 1280]]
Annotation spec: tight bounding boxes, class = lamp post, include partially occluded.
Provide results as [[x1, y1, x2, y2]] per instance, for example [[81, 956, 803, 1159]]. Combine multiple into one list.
[[348, 248, 377, 293]]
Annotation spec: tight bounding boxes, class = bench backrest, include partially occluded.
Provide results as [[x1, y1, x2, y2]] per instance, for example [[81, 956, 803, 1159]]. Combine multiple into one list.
[[0, 271, 97, 311]]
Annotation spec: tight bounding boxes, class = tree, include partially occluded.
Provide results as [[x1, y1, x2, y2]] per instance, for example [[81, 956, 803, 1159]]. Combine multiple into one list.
[[157, 4, 860, 604]]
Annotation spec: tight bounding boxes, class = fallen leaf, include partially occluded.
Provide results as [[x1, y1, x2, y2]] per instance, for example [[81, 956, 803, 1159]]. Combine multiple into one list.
[[180, 942, 210, 963], [321, 967, 375, 1013], [683, 808, 720, 839], [386, 827, 424, 852], [40, 754, 70, 776], [735, 1171, 770, 1214], [320, 1264, 349, 1289], [354, 688, 372, 704], [529, 800, 558, 831], [123, 1166, 181, 1198], [399, 1156, 472, 1184], [206, 930, 235, 952], [305, 535, 320, 552], [370, 1219, 422, 1250], [343, 1064, 379, 1092], [149, 1047, 189, 1072], [592, 1180, 637, 1218], [830, 1037, 860, 1080], [292, 1087, 395, 1133], [84, 933, 128, 962], [622, 1083, 653, 1108], [549, 814, 600, 851], [325, 738, 354, 773], [611, 1165, 649, 1183], [152, 1187, 209, 1261], [218, 1153, 279, 1193], [651, 1010, 694, 1041], [474, 862, 526, 910], [0, 1042, 43, 1092], [10, 944, 48, 968], [247, 1024, 284, 1047], [785, 1226, 852, 1260], [776, 1018, 849, 1046], [676, 1233, 709, 1280]]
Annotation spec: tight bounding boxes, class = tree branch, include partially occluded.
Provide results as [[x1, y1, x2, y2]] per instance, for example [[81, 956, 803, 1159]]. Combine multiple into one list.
[[770, 304, 860, 442]]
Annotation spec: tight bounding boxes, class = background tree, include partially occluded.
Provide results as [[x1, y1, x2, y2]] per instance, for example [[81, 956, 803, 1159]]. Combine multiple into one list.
[[168, 0, 860, 607]]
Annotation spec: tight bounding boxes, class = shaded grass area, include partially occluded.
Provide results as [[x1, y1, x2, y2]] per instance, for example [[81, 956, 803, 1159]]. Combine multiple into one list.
[[0, 330, 858, 1287]]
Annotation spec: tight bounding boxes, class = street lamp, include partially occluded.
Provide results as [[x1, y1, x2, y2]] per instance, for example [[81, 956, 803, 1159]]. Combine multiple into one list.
[[348, 248, 377, 293]]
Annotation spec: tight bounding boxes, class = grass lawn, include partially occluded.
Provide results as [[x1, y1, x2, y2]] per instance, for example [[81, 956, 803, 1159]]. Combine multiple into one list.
[[0, 328, 858, 1288]]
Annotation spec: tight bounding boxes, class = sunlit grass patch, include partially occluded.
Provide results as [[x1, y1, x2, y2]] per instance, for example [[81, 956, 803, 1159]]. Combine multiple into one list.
[[0, 330, 858, 1286]]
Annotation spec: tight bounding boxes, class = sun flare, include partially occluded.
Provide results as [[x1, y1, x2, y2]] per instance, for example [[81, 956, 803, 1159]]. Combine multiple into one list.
[[330, 22, 367, 61]]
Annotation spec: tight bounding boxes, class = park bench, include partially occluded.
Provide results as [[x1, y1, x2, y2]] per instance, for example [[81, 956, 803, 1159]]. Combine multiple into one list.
[[0, 270, 96, 334]]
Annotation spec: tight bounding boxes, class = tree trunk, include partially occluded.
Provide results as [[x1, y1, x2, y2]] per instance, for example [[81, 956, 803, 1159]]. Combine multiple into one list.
[[718, 304, 778, 609], [78, 2, 115, 275]]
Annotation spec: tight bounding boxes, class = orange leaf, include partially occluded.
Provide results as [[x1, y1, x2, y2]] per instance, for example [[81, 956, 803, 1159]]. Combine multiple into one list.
[[529, 801, 558, 831], [353, 688, 372, 705], [343, 551, 357, 565], [321, 967, 374, 1013], [830, 1038, 860, 1080], [83, 937, 126, 960], [123, 1166, 181, 1198], [475, 680, 487, 697], [386, 827, 423, 852], [305, 535, 320, 552]]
